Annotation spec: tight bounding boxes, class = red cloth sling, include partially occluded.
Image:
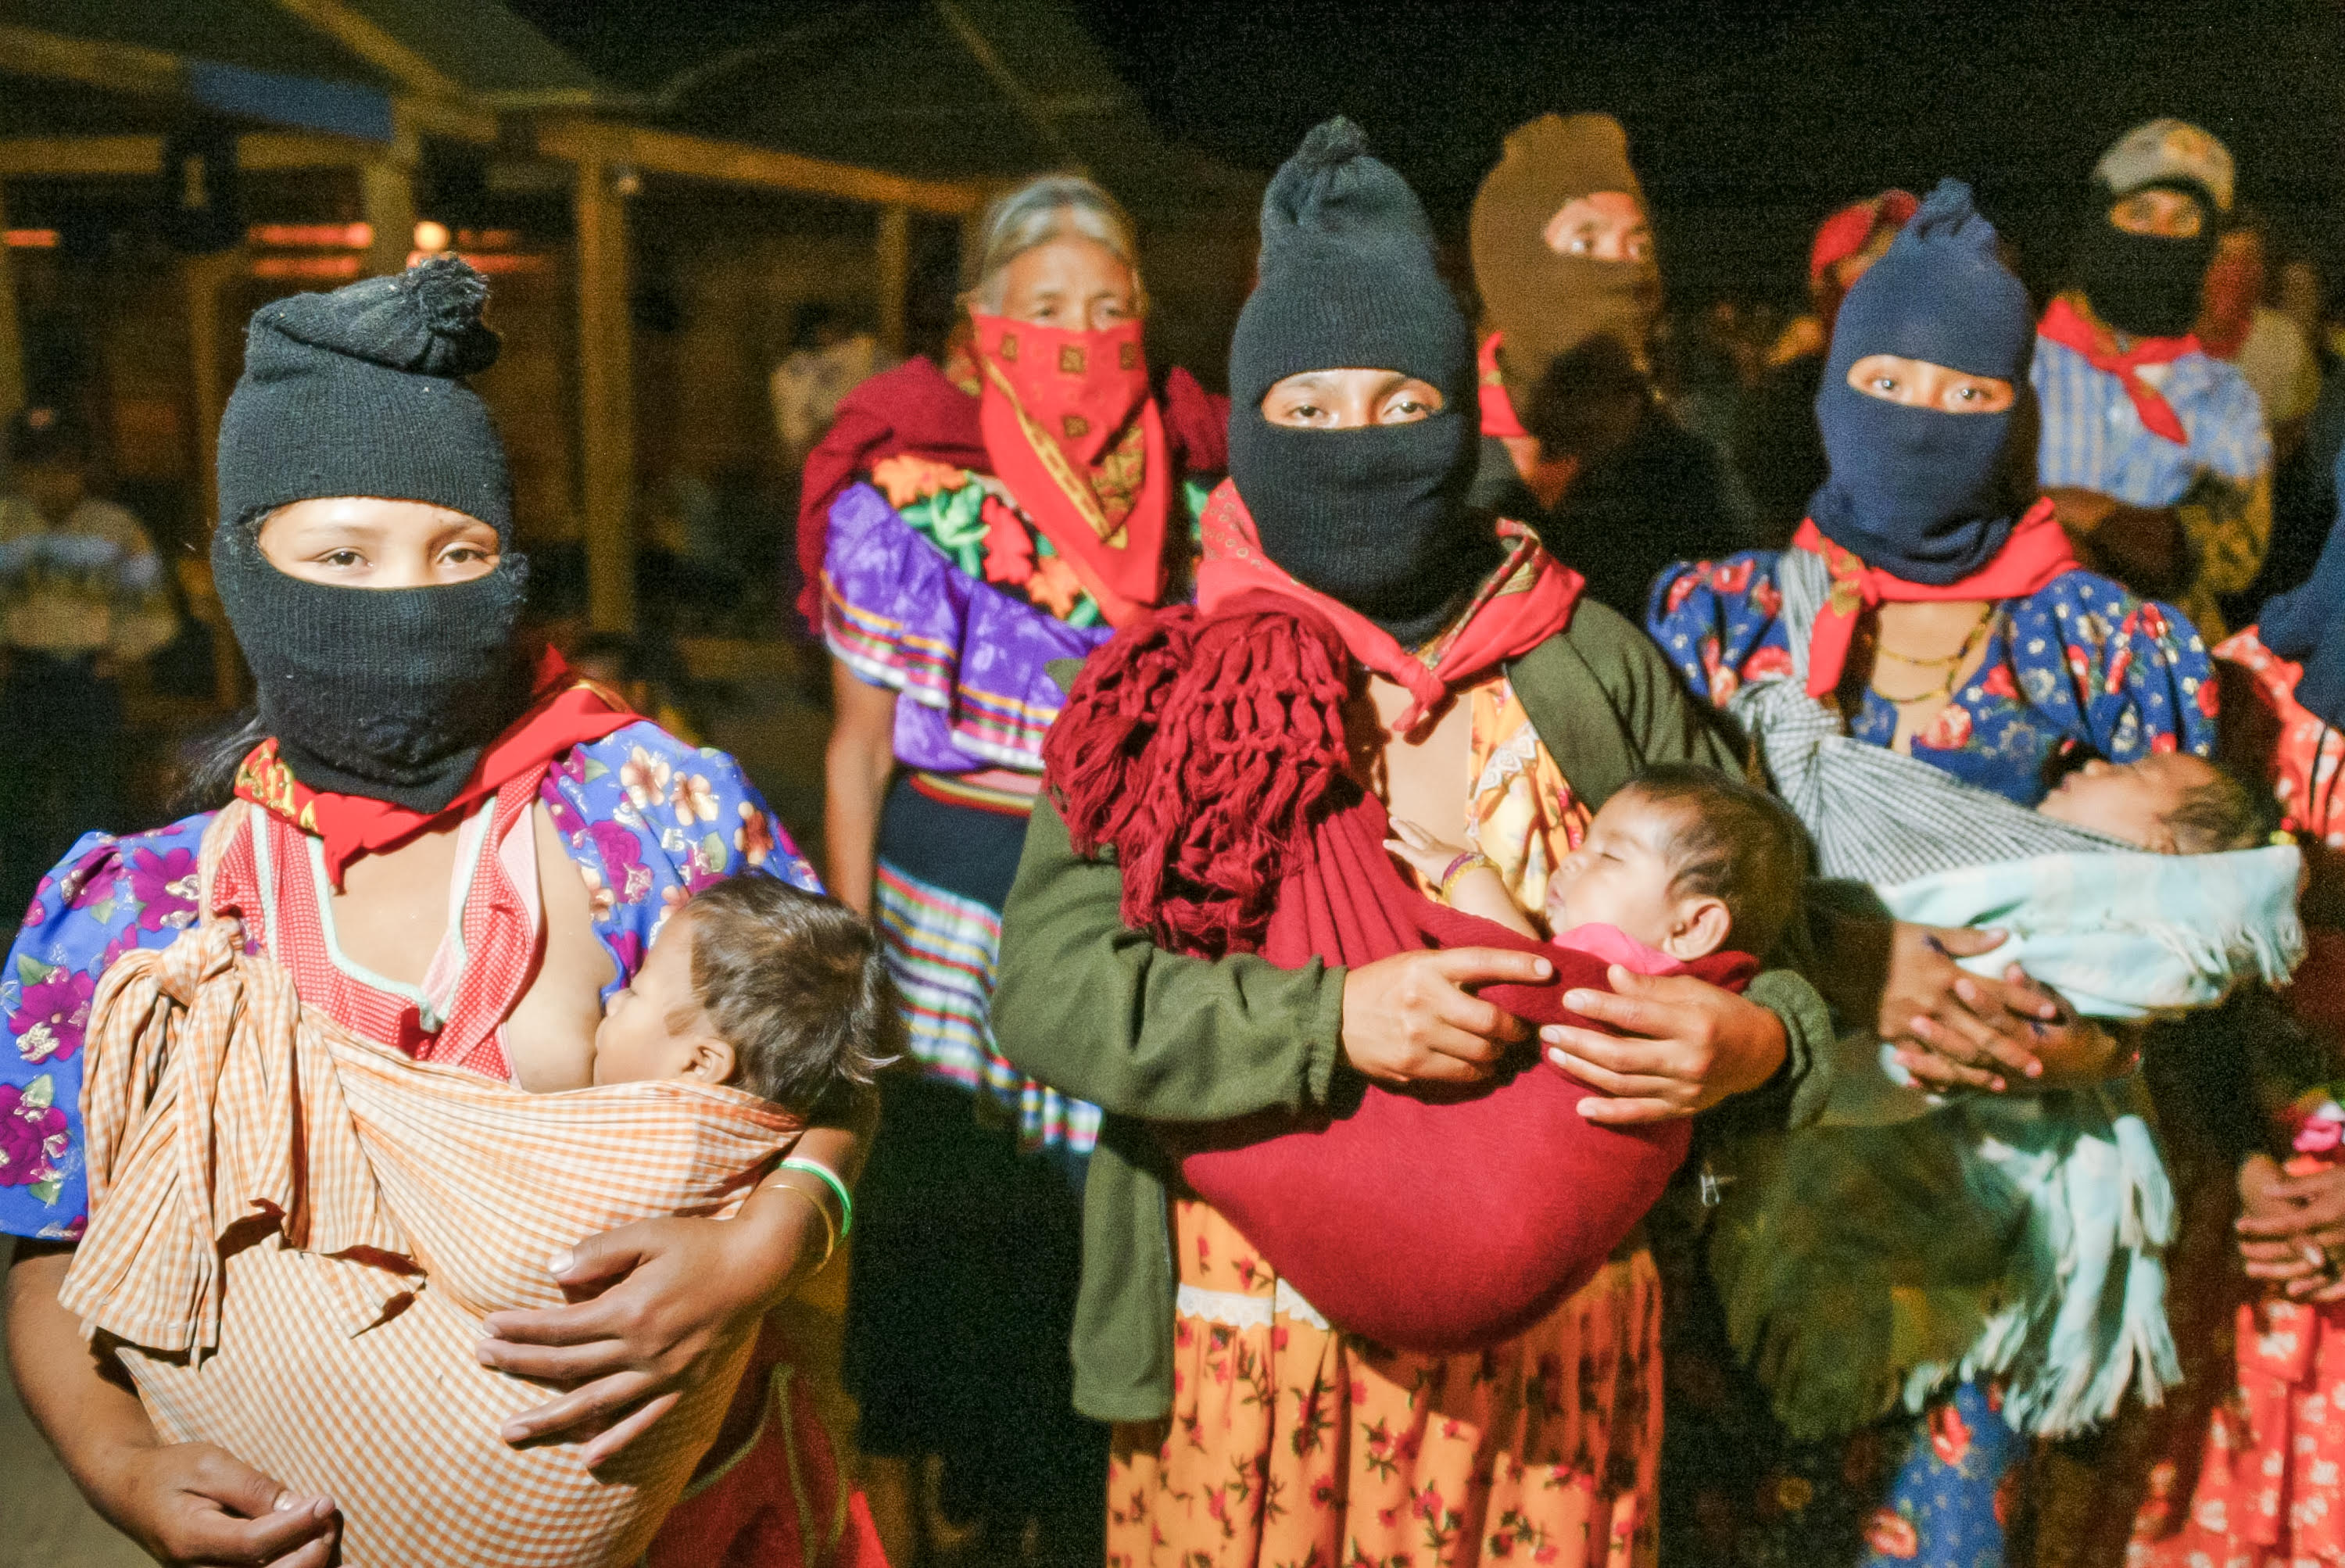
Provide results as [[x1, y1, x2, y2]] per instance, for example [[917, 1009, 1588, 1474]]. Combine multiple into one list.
[[1047, 585, 1734, 1351], [2039, 294, 2201, 447], [1173, 785, 1747, 1352], [1792, 500, 2080, 698]]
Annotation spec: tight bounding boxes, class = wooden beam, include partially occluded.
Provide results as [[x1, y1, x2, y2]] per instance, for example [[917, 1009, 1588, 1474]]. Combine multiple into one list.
[[875, 204, 910, 358], [533, 118, 983, 217], [263, 0, 465, 103], [575, 156, 635, 632], [184, 249, 241, 538], [0, 182, 23, 421], [0, 23, 181, 100], [390, 94, 497, 148], [0, 135, 164, 179], [358, 159, 415, 276]]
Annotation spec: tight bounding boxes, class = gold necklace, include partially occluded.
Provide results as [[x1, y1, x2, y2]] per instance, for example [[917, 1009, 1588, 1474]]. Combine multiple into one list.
[[1870, 608, 1994, 707]]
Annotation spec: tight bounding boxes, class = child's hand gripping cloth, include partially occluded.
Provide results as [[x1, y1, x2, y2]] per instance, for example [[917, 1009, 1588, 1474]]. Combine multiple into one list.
[[1047, 595, 1749, 1355], [1710, 544, 2306, 1441], [57, 813, 804, 1568]]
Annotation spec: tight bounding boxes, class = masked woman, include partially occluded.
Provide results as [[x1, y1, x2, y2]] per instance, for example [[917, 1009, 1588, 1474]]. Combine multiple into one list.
[[800, 173, 1226, 1562], [0, 260, 864, 1566], [987, 118, 1851, 1568], [1649, 182, 2219, 1566]]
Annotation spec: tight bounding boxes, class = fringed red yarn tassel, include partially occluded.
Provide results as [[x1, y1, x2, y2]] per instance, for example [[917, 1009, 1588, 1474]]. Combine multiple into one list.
[[1042, 596, 1356, 958]]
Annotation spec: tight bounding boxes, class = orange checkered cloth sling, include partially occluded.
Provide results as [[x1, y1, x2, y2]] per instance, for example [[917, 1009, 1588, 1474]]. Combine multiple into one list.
[[58, 804, 804, 1567]]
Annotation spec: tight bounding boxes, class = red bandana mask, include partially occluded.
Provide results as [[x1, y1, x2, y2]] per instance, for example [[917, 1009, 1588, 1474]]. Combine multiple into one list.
[[970, 313, 1169, 626], [972, 313, 1149, 467]]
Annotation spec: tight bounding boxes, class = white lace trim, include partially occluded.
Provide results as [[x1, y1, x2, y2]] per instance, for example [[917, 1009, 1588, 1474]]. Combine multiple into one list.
[[1174, 1280, 1330, 1333]]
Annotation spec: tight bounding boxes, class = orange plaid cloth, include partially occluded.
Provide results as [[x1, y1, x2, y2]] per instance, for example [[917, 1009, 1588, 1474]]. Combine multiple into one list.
[[59, 810, 804, 1566]]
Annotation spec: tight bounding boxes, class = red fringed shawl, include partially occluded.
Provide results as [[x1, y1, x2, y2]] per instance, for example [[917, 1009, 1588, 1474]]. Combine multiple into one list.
[[1046, 594, 1745, 1351]]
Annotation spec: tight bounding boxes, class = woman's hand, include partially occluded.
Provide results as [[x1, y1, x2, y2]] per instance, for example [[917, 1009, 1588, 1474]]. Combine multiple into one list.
[[1878, 925, 2074, 1092], [1541, 966, 1789, 1124], [1340, 947, 1548, 1086], [5, 1244, 341, 1568], [91, 1441, 342, 1568], [2239, 1155, 2345, 1301]]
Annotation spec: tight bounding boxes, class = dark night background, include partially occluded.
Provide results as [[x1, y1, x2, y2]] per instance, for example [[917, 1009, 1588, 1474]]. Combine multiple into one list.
[[505, 0, 2345, 306]]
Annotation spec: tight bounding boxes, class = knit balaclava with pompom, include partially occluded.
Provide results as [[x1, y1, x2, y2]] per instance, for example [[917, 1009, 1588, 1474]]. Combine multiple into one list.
[[213, 256, 534, 814], [1810, 178, 2038, 585], [1226, 117, 1491, 646]]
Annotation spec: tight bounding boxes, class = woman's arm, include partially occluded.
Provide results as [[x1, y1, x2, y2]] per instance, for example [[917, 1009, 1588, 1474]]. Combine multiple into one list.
[[995, 795, 1555, 1116], [822, 661, 897, 916], [478, 1101, 872, 1460], [6, 1244, 341, 1566]]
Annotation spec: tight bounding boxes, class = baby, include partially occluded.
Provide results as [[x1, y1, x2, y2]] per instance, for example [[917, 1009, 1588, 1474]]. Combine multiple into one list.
[[1388, 763, 1810, 969], [2035, 751, 2276, 854], [519, 875, 902, 1116]]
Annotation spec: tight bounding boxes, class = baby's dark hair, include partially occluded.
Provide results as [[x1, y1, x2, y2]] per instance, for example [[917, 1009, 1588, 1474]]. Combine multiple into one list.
[[2166, 760, 2282, 854], [1616, 763, 1811, 960], [683, 876, 904, 1119]]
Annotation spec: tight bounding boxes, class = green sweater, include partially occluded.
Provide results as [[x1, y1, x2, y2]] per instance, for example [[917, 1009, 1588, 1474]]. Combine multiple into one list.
[[992, 599, 1838, 1423]]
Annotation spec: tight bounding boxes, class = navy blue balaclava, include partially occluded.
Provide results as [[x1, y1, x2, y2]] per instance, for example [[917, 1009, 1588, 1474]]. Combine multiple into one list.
[[2257, 443, 2345, 729], [1810, 178, 2037, 585]]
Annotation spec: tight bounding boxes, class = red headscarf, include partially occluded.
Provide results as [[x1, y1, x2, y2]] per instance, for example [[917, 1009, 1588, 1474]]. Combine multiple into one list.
[[2038, 294, 2200, 446], [1810, 189, 1921, 330], [1792, 498, 2082, 699], [234, 647, 639, 885]]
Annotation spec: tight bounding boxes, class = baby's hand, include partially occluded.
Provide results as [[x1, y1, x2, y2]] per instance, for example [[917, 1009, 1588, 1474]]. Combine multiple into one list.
[[1384, 818, 1467, 882]]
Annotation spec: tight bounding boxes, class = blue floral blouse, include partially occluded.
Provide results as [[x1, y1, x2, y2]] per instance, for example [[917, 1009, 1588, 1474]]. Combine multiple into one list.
[[0, 721, 818, 1240], [1647, 550, 2221, 805]]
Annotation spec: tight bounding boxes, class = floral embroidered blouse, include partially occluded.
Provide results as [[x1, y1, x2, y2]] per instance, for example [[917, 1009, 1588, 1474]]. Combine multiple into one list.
[[0, 721, 816, 1240], [1649, 549, 2220, 804]]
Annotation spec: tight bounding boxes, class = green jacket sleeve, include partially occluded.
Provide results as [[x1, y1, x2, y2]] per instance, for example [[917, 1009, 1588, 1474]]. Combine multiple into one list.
[[993, 793, 1349, 1123]]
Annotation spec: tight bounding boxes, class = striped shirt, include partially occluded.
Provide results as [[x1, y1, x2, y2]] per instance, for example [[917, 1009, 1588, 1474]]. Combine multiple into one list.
[[2033, 330, 2271, 505]]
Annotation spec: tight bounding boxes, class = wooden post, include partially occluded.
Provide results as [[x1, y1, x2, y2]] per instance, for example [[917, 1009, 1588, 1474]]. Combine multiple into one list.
[[183, 246, 243, 704], [575, 153, 635, 632], [359, 157, 415, 277], [875, 203, 910, 359], [0, 183, 23, 420]]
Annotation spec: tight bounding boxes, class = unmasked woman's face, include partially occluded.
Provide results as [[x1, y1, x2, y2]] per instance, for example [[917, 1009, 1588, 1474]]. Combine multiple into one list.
[[1258, 369, 1445, 430], [257, 496, 502, 589], [992, 234, 1138, 333]]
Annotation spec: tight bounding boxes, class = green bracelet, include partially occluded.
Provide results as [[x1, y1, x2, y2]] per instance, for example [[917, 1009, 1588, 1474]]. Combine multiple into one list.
[[781, 1156, 854, 1240]]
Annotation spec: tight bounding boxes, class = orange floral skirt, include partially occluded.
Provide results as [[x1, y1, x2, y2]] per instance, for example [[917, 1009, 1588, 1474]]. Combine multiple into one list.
[[1106, 1197, 1662, 1568]]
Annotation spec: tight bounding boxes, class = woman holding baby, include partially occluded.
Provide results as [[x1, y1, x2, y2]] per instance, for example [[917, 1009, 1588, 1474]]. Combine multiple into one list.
[[0, 260, 870, 1566]]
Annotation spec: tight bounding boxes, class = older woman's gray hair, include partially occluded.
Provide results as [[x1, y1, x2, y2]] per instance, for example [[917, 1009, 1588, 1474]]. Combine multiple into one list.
[[964, 174, 1147, 316]]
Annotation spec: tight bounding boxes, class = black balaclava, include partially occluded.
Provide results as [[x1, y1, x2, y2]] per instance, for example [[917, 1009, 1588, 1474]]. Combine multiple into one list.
[[2071, 118, 2234, 339], [213, 256, 532, 813], [1811, 179, 2037, 585], [2071, 179, 2221, 339], [1226, 117, 1490, 644]]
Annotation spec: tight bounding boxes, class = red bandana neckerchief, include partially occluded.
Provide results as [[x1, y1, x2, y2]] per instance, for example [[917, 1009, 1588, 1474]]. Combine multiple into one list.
[[1794, 498, 2081, 699], [1194, 478, 1584, 732], [1477, 331, 1530, 439], [234, 646, 640, 886], [2039, 295, 2200, 447], [971, 313, 1169, 628]]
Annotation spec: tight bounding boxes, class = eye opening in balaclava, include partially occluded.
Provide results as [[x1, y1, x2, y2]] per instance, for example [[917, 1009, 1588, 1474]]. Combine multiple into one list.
[[1809, 177, 2038, 586], [1226, 117, 1494, 646], [211, 256, 535, 814]]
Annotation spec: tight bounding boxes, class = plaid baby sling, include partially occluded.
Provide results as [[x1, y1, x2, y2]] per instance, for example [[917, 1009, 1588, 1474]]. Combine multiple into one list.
[[59, 804, 805, 1566]]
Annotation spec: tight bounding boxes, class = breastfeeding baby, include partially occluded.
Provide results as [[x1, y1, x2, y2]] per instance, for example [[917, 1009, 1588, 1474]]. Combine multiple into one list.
[[1388, 763, 1809, 973]]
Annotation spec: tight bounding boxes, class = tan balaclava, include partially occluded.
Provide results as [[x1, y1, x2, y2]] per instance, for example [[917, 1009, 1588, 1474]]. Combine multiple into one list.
[[1470, 113, 1662, 414]]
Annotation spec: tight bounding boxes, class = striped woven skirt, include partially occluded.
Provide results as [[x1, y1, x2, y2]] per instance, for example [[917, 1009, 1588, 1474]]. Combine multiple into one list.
[[842, 771, 1107, 1542]]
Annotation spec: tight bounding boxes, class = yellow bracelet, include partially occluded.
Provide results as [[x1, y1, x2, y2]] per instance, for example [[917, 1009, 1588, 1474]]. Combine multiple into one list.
[[768, 1180, 838, 1273], [1437, 850, 1496, 902]]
